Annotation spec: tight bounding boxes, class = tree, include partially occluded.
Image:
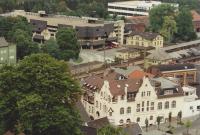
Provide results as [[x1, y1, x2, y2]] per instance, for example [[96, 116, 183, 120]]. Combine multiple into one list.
[[175, 7, 197, 41], [149, 4, 176, 32], [11, 29, 39, 59], [160, 16, 177, 43], [157, 116, 162, 130], [145, 118, 149, 132], [177, 111, 182, 124], [98, 125, 126, 135], [56, 28, 80, 61], [0, 53, 82, 135], [185, 120, 192, 135], [41, 38, 60, 59], [168, 112, 172, 127]]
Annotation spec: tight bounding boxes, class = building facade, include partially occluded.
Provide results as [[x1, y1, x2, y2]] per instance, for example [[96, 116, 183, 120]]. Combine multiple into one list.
[[125, 32, 164, 48], [81, 70, 200, 127], [115, 48, 140, 61], [191, 10, 200, 32], [147, 64, 197, 86], [0, 37, 16, 65], [108, 1, 162, 17]]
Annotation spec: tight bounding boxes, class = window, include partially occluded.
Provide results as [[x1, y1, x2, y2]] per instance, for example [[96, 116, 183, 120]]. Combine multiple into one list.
[[137, 117, 140, 122], [127, 107, 131, 114], [147, 101, 149, 111], [171, 101, 176, 108], [136, 104, 140, 112], [158, 102, 162, 110], [150, 116, 153, 120], [121, 95, 124, 100], [109, 112, 112, 116], [147, 91, 151, 96], [165, 101, 169, 109], [120, 108, 124, 114], [126, 119, 131, 123], [119, 119, 124, 124], [96, 101, 98, 108], [142, 101, 144, 112], [151, 102, 154, 110]]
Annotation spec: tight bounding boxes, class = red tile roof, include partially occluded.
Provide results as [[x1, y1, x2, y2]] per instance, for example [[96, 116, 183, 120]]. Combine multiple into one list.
[[128, 70, 154, 79], [191, 10, 200, 21]]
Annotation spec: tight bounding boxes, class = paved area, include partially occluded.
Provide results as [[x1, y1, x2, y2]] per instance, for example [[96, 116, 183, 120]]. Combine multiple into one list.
[[79, 47, 123, 63]]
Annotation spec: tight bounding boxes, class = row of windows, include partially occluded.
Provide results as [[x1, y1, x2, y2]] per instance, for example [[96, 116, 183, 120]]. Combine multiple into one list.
[[108, 6, 149, 12], [158, 101, 176, 110], [120, 107, 131, 114], [119, 101, 176, 114]]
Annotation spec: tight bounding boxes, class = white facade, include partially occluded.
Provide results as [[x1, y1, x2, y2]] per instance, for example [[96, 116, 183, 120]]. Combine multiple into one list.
[[82, 76, 200, 127], [108, 1, 178, 17]]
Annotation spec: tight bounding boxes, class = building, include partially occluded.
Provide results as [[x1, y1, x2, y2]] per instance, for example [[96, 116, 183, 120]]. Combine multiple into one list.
[[145, 49, 172, 69], [147, 64, 197, 86], [3, 10, 121, 49], [125, 16, 149, 32], [115, 48, 140, 61], [125, 32, 164, 48], [0, 37, 16, 65], [191, 10, 200, 32], [81, 69, 200, 127], [108, 1, 162, 17]]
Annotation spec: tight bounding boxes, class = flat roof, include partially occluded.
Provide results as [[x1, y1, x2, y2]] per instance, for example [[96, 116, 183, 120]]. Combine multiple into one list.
[[108, 1, 161, 8], [2, 10, 106, 27]]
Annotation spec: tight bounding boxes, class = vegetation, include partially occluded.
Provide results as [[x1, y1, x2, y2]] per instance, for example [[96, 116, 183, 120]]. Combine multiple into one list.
[[168, 112, 172, 127], [149, 3, 197, 43], [185, 120, 192, 135], [56, 28, 80, 61], [156, 116, 162, 130], [0, 53, 82, 135], [98, 125, 126, 135], [0, 16, 39, 59], [145, 118, 149, 132]]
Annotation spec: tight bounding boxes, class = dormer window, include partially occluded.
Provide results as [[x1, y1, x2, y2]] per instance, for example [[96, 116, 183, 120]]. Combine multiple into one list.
[[164, 90, 173, 95]]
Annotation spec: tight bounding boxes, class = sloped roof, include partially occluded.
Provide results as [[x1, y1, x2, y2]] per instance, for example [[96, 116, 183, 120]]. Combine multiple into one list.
[[128, 70, 154, 79], [87, 117, 109, 129], [130, 31, 159, 40], [123, 123, 142, 135], [147, 49, 172, 60], [81, 126, 97, 135], [126, 15, 149, 26], [0, 37, 9, 47], [191, 10, 200, 21]]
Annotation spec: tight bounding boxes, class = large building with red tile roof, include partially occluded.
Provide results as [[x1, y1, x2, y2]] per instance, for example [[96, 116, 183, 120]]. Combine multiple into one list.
[[81, 69, 200, 126], [191, 10, 200, 32]]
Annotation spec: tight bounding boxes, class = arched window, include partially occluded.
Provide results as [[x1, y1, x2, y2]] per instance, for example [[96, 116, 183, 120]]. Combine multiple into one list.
[[137, 117, 140, 122], [158, 102, 162, 110], [120, 107, 124, 114], [165, 101, 169, 109], [171, 100, 176, 108], [126, 118, 131, 123], [127, 107, 131, 114], [119, 119, 124, 124]]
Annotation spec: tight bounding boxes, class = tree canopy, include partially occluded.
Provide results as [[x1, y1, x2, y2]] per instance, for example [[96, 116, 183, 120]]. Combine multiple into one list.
[[0, 53, 82, 135], [98, 125, 126, 135], [56, 28, 80, 61]]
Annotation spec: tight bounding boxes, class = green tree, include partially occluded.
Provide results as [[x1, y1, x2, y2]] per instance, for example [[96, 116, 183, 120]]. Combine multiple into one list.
[[98, 125, 126, 135], [177, 111, 182, 124], [168, 112, 172, 127], [0, 53, 82, 135], [41, 38, 60, 59], [56, 28, 80, 61], [149, 4, 176, 32], [157, 116, 162, 130], [185, 120, 192, 135], [160, 16, 177, 43], [175, 7, 197, 41], [11, 29, 39, 59], [145, 118, 149, 132]]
